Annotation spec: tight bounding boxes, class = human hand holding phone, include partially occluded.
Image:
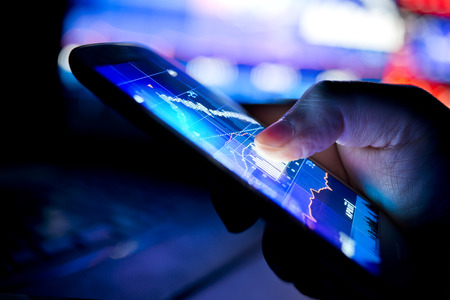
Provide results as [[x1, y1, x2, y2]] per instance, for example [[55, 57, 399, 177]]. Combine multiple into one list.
[[213, 81, 450, 299], [69, 44, 449, 299]]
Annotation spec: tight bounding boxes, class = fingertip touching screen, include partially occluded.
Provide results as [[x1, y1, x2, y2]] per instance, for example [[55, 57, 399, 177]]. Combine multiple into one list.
[[95, 54, 381, 275]]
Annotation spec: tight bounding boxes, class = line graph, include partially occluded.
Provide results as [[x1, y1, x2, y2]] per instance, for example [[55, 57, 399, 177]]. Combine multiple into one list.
[[251, 149, 287, 180], [303, 172, 332, 223], [200, 127, 261, 141], [225, 131, 257, 145], [156, 92, 259, 124], [96, 59, 382, 276], [144, 67, 287, 181], [116, 63, 287, 181], [152, 77, 289, 182]]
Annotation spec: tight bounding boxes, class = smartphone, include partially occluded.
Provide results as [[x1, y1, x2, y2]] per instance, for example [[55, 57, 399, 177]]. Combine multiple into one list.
[[69, 43, 416, 298]]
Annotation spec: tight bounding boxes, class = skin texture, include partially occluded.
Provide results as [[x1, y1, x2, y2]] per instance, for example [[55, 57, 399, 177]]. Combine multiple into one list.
[[213, 81, 450, 298], [254, 81, 450, 228]]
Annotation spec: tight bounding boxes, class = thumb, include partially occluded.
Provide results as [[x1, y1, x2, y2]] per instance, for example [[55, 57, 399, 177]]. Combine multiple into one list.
[[254, 81, 431, 162], [255, 81, 344, 162]]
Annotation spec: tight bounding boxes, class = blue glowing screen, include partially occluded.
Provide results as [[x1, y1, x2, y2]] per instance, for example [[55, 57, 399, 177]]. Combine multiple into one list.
[[95, 55, 380, 275]]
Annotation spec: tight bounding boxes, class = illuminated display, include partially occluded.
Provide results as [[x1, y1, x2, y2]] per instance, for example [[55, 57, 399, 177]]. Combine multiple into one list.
[[95, 57, 381, 274]]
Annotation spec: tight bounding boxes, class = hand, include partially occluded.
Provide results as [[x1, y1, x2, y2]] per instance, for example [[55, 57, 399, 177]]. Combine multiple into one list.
[[255, 81, 450, 228], [211, 81, 450, 298]]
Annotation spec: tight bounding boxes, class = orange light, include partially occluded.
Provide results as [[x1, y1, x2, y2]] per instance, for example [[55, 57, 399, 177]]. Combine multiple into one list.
[[304, 172, 332, 223], [383, 68, 450, 108], [383, 46, 450, 108]]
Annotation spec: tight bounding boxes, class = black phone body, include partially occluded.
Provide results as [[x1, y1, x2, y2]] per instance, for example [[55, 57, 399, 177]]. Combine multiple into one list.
[[69, 43, 419, 298]]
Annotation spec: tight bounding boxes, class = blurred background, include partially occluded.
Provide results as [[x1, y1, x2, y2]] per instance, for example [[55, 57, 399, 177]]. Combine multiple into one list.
[[2, 0, 450, 299], [59, 0, 450, 106]]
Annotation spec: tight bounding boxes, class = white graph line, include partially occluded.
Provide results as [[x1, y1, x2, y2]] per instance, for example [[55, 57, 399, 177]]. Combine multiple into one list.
[[116, 63, 289, 182], [156, 93, 259, 125], [201, 127, 262, 141]]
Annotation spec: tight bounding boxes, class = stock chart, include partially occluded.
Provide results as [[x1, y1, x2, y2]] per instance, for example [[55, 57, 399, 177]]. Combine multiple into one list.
[[96, 55, 380, 274]]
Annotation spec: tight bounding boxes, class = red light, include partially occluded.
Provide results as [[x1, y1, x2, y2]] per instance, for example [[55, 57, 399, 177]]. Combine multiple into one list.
[[398, 0, 450, 17], [383, 46, 450, 108]]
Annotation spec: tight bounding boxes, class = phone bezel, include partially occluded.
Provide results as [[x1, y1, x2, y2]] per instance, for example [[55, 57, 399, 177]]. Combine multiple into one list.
[[69, 42, 415, 297]]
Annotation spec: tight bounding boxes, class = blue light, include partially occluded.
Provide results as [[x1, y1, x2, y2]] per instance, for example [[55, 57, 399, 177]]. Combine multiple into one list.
[[61, 0, 407, 103]]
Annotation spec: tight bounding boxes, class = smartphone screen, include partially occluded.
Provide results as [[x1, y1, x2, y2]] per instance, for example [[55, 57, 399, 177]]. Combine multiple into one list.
[[95, 57, 381, 275]]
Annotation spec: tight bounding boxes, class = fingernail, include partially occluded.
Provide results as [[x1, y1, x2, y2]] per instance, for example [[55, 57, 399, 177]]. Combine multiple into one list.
[[255, 119, 294, 148]]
